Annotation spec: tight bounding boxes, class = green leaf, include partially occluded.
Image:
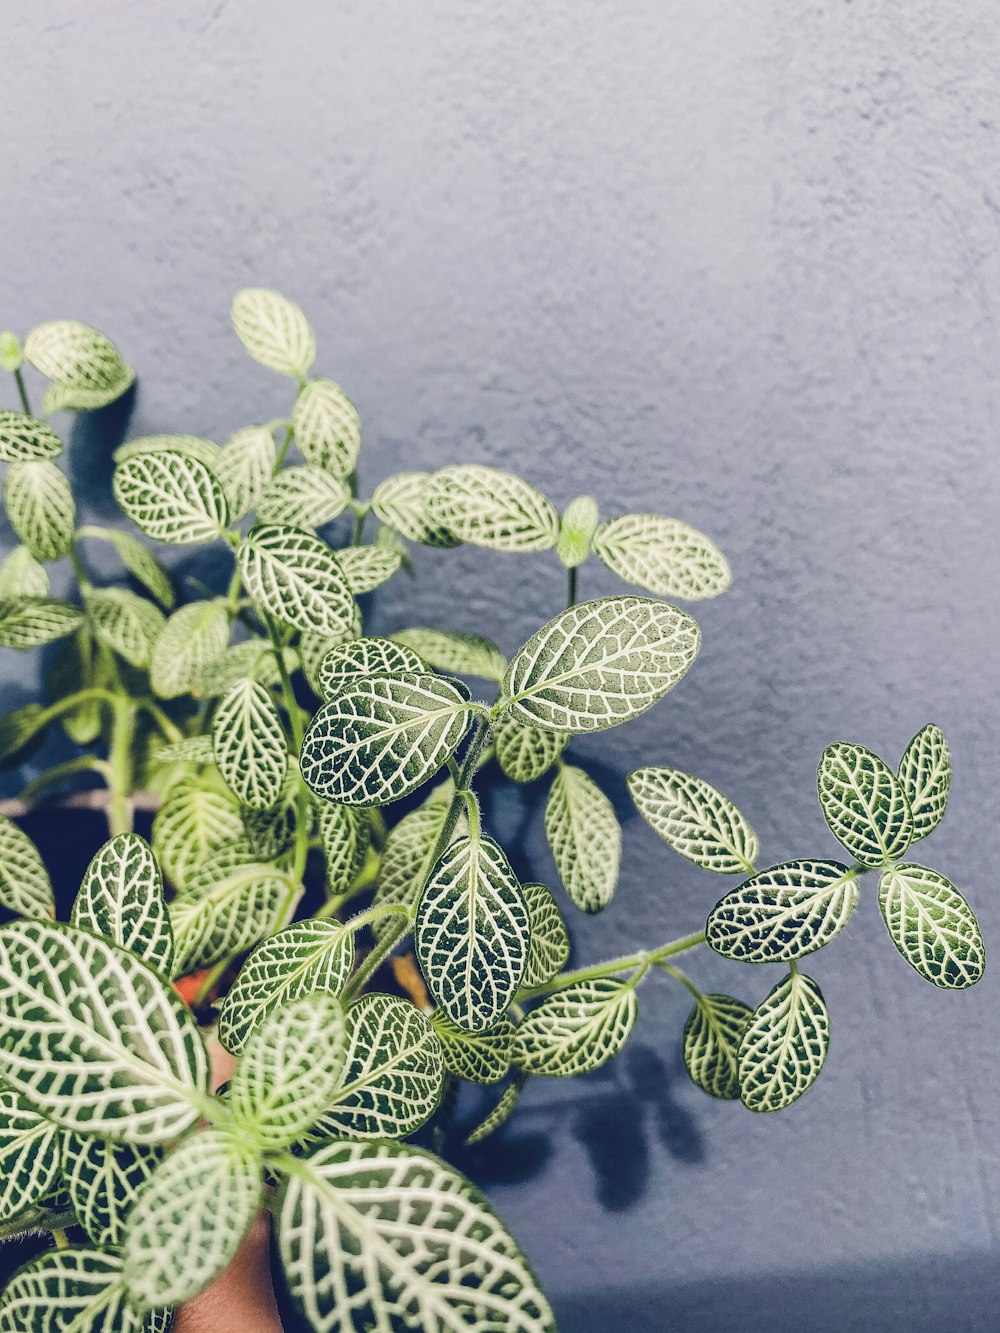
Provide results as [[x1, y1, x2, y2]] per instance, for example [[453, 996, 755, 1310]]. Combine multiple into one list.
[[0, 1248, 163, 1333], [425, 464, 559, 551], [628, 765, 759, 874], [190, 636, 290, 698], [0, 410, 62, 462], [230, 993, 347, 1148], [86, 587, 165, 669], [214, 425, 277, 520], [256, 464, 350, 527], [0, 1089, 61, 1221], [556, 495, 599, 569], [0, 919, 209, 1141], [152, 773, 244, 891], [114, 449, 230, 545], [502, 595, 700, 733], [0, 596, 82, 649], [370, 470, 460, 547], [80, 527, 175, 609], [115, 433, 220, 469], [493, 711, 569, 784], [123, 1125, 262, 1308], [299, 617, 362, 696], [371, 782, 457, 933], [212, 678, 288, 809], [45, 629, 102, 743], [0, 816, 54, 918], [707, 860, 859, 963], [238, 522, 357, 636], [333, 543, 402, 595], [218, 918, 355, 1055], [415, 833, 529, 1030], [521, 882, 570, 988], [738, 969, 829, 1112], [153, 735, 215, 765], [682, 994, 753, 1101], [24, 319, 130, 391], [392, 626, 506, 680], [515, 978, 637, 1076], [544, 764, 621, 913], [4, 460, 75, 560], [42, 370, 135, 414], [879, 862, 985, 989], [0, 703, 49, 765], [242, 781, 299, 861], [301, 672, 473, 806], [593, 513, 731, 600], [317, 635, 426, 698], [818, 741, 913, 866], [277, 1140, 555, 1333], [62, 1131, 162, 1249], [431, 1010, 515, 1084], [170, 853, 292, 975], [292, 378, 360, 477], [898, 723, 951, 842], [232, 288, 316, 378], [149, 599, 230, 699], [465, 1076, 526, 1145], [70, 834, 174, 974], [0, 545, 49, 598], [317, 801, 371, 895]]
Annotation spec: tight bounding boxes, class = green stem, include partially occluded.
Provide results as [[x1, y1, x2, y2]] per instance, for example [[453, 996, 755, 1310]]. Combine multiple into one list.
[[51, 1228, 69, 1250], [106, 698, 135, 837], [655, 960, 703, 1002], [518, 929, 707, 1001], [69, 541, 93, 593], [351, 507, 367, 546], [274, 424, 294, 470], [13, 367, 30, 414], [567, 564, 578, 608], [341, 905, 414, 1002], [136, 699, 183, 744], [263, 611, 311, 886]]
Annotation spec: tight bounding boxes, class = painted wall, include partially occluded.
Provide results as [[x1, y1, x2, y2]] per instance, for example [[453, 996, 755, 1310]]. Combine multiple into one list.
[[3, 4, 999, 1328]]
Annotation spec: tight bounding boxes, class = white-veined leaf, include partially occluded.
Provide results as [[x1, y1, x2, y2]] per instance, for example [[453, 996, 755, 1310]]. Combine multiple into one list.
[[818, 741, 913, 866], [231, 993, 347, 1149], [415, 833, 528, 1031], [493, 711, 568, 783], [299, 615, 363, 696], [0, 1089, 61, 1221], [521, 881, 570, 989], [190, 636, 290, 698], [86, 587, 165, 669], [879, 862, 985, 989], [70, 833, 174, 974], [277, 1140, 555, 1333], [257, 465, 350, 528], [311, 993, 443, 1140], [502, 595, 700, 732], [170, 854, 291, 975], [738, 969, 829, 1112], [61, 1131, 162, 1250], [0, 919, 209, 1141], [371, 782, 456, 935], [114, 449, 229, 545], [430, 1011, 515, 1084], [218, 918, 355, 1055], [707, 859, 859, 963], [0, 596, 82, 649], [317, 802, 371, 895], [317, 635, 426, 698], [0, 1248, 165, 1333], [425, 464, 558, 552], [242, 777, 299, 861], [238, 522, 357, 636], [152, 773, 243, 891], [0, 545, 49, 598], [24, 319, 130, 392], [123, 1125, 262, 1309], [392, 626, 506, 681], [232, 288, 316, 378], [334, 544, 402, 595], [593, 513, 731, 600], [898, 723, 951, 843], [515, 978, 637, 1076], [0, 816, 53, 919], [153, 734, 215, 765], [556, 495, 599, 568], [544, 764, 621, 913], [301, 672, 473, 807], [149, 599, 230, 699], [292, 378, 360, 477], [212, 678, 288, 809], [4, 460, 74, 560], [628, 765, 759, 874], [42, 369, 134, 414], [214, 425, 277, 519], [682, 994, 753, 1100], [78, 526, 175, 609], [114, 434, 220, 469], [0, 410, 62, 462], [465, 1076, 526, 1146], [370, 470, 460, 547]]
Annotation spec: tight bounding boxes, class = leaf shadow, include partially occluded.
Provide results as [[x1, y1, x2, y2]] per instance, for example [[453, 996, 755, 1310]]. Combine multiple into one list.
[[65, 383, 137, 516]]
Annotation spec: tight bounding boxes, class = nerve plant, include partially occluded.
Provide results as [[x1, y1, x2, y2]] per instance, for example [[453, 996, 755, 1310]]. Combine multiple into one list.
[[0, 291, 984, 1331]]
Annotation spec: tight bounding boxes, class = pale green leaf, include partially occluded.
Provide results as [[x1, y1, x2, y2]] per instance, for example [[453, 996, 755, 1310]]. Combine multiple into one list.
[[392, 626, 506, 681], [738, 969, 829, 1112], [707, 859, 859, 964], [683, 994, 753, 1100], [190, 636, 290, 698], [521, 881, 570, 989], [62, 1131, 162, 1250], [153, 734, 215, 765], [515, 978, 637, 1076], [556, 495, 599, 569], [818, 741, 913, 866], [317, 635, 426, 699], [212, 677, 288, 809], [431, 1011, 515, 1084], [232, 288, 315, 377], [371, 782, 457, 935], [79, 527, 175, 609], [0, 703, 49, 764], [4, 460, 74, 560], [333, 543, 402, 595], [149, 599, 230, 699], [593, 513, 731, 600], [214, 425, 277, 519], [86, 587, 165, 669], [879, 862, 985, 989], [152, 773, 243, 891], [415, 833, 529, 1030], [0, 1089, 61, 1221], [170, 853, 291, 975], [370, 470, 460, 547], [301, 672, 473, 807], [42, 368, 135, 414], [238, 522, 357, 636], [71, 833, 174, 974], [0, 410, 62, 462], [545, 764, 621, 913], [114, 434, 219, 469], [493, 711, 568, 784], [0, 1248, 164, 1333], [114, 449, 229, 545], [0, 596, 82, 649], [628, 765, 759, 874], [425, 464, 559, 551], [898, 723, 951, 842], [24, 319, 130, 392], [502, 595, 700, 733], [257, 465, 350, 527], [0, 919, 209, 1141], [292, 378, 360, 477], [0, 545, 49, 598], [317, 802, 371, 895], [299, 615, 363, 696], [465, 1076, 526, 1146], [0, 816, 54, 918]]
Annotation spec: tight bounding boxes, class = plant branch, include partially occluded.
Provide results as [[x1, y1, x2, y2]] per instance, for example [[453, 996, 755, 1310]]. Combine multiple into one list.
[[517, 929, 707, 1001]]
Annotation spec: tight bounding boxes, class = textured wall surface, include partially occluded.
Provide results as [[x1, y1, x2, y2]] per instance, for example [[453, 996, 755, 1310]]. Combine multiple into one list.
[[3, 4, 1000, 1329]]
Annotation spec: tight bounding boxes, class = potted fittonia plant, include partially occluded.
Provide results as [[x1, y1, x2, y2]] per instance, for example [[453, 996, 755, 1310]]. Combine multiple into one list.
[[0, 292, 983, 1332]]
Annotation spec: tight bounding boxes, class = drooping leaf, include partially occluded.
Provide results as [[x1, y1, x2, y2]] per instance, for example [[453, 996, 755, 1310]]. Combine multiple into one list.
[[256, 465, 350, 528], [114, 449, 229, 545], [86, 587, 166, 669], [4, 460, 75, 560], [897, 723, 951, 843], [879, 862, 985, 989], [370, 470, 460, 547], [0, 703, 49, 766], [493, 711, 569, 784], [0, 597, 82, 649], [152, 773, 243, 891], [0, 1089, 61, 1221], [628, 765, 759, 874], [0, 919, 209, 1141], [149, 599, 230, 699], [232, 288, 316, 378], [237, 522, 357, 636], [301, 672, 473, 807], [24, 319, 131, 396], [544, 764, 621, 913], [78, 526, 175, 609], [317, 635, 426, 698], [213, 425, 277, 520], [593, 513, 731, 600], [502, 595, 700, 733], [416, 833, 529, 1031], [70, 833, 174, 974], [682, 994, 754, 1100], [0, 816, 54, 919], [292, 378, 360, 477], [170, 853, 292, 975], [0, 410, 62, 462], [425, 464, 559, 551], [515, 978, 637, 1076], [42, 370, 135, 414], [520, 882, 570, 989], [0, 545, 49, 598], [738, 969, 829, 1112], [818, 741, 913, 866], [217, 918, 355, 1055], [123, 1125, 262, 1308], [465, 1076, 526, 1146], [431, 1011, 515, 1084], [392, 626, 506, 681], [0, 1248, 163, 1333], [371, 782, 456, 934], [212, 678, 288, 810], [316, 802, 371, 895], [706, 860, 859, 964], [61, 1131, 162, 1249]]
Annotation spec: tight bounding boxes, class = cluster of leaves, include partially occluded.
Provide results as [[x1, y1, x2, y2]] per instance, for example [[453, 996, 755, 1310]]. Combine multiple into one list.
[[0, 293, 982, 1330]]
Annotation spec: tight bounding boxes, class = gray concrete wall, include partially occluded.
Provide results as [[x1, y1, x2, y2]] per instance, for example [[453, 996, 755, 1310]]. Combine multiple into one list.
[[3, 4, 999, 1328]]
